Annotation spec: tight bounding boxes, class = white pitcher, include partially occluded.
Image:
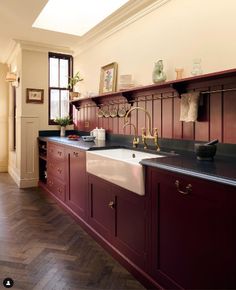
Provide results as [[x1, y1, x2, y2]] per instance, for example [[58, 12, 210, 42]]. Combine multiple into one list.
[[97, 128, 106, 141], [90, 127, 98, 139]]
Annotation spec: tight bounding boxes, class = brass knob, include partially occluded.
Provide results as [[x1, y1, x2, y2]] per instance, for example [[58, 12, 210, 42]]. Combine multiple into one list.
[[108, 201, 115, 209], [175, 180, 192, 195]]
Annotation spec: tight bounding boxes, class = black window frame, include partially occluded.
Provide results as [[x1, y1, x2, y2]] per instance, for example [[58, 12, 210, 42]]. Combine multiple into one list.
[[48, 52, 73, 125]]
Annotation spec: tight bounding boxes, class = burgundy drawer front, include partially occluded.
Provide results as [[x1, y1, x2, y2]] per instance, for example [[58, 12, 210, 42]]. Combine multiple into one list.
[[48, 161, 65, 181], [48, 143, 65, 161], [47, 175, 66, 202]]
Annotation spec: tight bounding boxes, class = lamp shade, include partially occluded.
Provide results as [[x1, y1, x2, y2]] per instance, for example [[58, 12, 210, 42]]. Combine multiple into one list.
[[6, 72, 17, 82]]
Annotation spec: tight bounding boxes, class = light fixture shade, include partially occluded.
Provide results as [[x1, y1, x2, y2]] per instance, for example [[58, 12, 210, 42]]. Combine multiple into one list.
[[6, 72, 17, 82]]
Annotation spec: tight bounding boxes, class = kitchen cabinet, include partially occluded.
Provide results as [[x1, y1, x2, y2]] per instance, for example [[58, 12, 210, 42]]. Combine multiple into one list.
[[66, 148, 88, 220], [88, 174, 147, 270], [147, 167, 236, 289], [47, 142, 66, 202]]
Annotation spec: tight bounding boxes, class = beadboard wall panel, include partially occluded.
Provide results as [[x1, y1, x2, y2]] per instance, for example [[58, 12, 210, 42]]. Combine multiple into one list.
[[74, 78, 236, 144]]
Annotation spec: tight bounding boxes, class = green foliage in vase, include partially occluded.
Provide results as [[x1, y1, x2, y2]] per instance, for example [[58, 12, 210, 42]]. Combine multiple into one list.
[[68, 71, 84, 89], [54, 116, 71, 127]]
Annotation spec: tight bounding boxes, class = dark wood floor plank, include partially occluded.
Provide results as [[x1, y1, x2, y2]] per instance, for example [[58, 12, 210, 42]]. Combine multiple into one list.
[[0, 173, 145, 290]]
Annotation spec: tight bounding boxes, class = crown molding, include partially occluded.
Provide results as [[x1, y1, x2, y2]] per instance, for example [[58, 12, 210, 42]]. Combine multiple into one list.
[[73, 0, 171, 56], [5, 40, 20, 64], [17, 40, 74, 55]]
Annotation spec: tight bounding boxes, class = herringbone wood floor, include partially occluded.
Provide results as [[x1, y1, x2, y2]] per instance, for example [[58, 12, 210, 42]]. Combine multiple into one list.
[[0, 173, 146, 290]]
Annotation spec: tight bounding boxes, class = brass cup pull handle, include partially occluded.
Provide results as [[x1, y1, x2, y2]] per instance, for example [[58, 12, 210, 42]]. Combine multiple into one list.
[[108, 201, 115, 209], [57, 151, 62, 156], [57, 168, 62, 174], [73, 152, 79, 157], [175, 180, 192, 195]]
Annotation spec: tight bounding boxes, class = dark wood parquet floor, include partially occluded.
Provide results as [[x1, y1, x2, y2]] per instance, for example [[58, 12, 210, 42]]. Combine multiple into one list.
[[0, 173, 146, 290]]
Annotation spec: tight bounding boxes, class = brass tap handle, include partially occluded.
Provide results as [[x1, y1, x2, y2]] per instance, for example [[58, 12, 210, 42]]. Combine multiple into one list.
[[175, 180, 192, 195], [153, 128, 161, 151], [132, 137, 139, 148]]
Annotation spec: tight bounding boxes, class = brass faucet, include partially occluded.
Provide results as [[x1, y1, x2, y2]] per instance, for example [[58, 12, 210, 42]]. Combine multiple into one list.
[[123, 123, 139, 148], [124, 106, 160, 151]]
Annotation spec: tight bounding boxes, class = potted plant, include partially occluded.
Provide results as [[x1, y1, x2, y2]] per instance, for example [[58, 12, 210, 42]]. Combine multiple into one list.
[[54, 116, 71, 137], [68, 71, 83, 100]]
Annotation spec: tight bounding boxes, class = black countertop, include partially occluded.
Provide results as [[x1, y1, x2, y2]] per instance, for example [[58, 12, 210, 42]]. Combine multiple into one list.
[[39, 136, 236, 187], [140, 151, 236, 187]]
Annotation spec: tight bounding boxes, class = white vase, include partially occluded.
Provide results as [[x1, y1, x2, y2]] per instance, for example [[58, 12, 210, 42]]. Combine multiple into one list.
[[60, 126, 66, 137]]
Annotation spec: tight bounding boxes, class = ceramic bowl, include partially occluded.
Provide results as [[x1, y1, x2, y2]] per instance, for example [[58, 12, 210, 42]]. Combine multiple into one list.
[[82, 136, 96, 142], [194, 144, 217, 160]]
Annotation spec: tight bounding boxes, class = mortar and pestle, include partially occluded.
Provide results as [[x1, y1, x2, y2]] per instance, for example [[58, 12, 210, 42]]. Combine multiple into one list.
[[194, 139, 218, 160]]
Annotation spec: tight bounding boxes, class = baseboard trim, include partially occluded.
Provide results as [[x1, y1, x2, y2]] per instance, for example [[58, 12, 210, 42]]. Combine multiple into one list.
[[0, 166, 8, 172], [8, 166, 38, 188]]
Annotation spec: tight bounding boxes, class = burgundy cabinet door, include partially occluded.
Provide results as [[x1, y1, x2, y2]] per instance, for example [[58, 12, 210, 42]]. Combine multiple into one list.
[[88, 175, 115, 241], [114, 186, 147, 270], [148, 167, 236, 289], [66, 148, 88, 220]]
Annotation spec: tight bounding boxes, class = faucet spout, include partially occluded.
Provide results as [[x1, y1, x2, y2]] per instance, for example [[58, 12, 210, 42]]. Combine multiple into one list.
[[125, 106, 152, 136], [123, 122, 139, 148], [124, 106, 160, 151]]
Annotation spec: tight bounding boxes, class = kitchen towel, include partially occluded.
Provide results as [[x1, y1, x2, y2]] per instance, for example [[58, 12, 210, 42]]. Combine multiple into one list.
[[180, 92, 200, 122]]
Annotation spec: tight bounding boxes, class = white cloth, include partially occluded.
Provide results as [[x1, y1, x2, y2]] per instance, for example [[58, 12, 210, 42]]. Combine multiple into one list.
[[180, 92, 200, 122]]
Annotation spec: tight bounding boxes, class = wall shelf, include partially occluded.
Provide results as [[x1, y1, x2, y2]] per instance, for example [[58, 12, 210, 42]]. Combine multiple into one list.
[[70, 68, 236, 110]]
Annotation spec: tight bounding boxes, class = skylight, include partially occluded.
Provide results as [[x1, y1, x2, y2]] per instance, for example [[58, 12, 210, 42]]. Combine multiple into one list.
[[33, 0, 129, 36]]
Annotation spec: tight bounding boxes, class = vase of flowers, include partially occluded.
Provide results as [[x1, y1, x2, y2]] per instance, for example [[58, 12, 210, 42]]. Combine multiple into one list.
[[68, 71, 83, 100], [54, 116, 71, 137]]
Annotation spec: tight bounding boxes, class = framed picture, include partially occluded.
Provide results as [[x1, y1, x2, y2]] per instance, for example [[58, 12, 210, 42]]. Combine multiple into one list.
[[26, 88, 44, 103], [99, 62, 118, 94]]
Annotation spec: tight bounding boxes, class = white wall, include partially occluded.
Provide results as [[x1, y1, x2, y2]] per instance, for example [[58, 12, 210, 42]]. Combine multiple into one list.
[[0, 63, 8, 172], [74, 0, 236, 95]]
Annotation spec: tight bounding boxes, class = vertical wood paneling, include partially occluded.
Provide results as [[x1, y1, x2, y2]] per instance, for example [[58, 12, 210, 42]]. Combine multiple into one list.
[[146, 95, 153, 134], [130, 101, 137, 136], [153, 95, 162, 137], [89, 106, 96, 131], [162, 94, 173, 139], [209, 86, 222, 142], [137, 98, 146, 136], [195, 89, 210, 141], [223, 84, 236, 143], [118, 103, 125, 135], [112, 103, 119, 134], [182, 122, 194, 140], [173, 96, 182, 139]]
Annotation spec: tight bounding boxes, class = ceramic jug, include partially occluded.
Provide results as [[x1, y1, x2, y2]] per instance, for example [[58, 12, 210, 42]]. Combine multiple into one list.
[[97, 128, 106, 141], [90, 127, 98, 139]]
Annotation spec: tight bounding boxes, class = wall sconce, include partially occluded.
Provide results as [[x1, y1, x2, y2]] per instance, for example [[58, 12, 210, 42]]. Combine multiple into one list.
[[5, 72, 20, 87]]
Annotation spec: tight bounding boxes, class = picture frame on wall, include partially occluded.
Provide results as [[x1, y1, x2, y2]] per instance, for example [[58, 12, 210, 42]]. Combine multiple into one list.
[[99, 62, 118, 94], [26, 88, 44, 104]]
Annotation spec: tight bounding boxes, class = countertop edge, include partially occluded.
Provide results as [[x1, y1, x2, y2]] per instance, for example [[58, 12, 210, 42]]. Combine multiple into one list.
[[141, 160, 236, 187]]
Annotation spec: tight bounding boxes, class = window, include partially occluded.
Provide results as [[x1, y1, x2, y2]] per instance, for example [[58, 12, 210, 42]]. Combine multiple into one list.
[[48, 52, 72, 124]]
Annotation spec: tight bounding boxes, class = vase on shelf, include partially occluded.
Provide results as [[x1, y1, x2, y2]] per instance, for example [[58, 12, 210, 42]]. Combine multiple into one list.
[[60, 126, 66, 137], [191, 58, 203, 76]]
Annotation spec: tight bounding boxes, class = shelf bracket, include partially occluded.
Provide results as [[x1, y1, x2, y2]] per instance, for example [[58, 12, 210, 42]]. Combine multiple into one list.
[[122, 91, 135, 105], [171, 83, 187, 97]]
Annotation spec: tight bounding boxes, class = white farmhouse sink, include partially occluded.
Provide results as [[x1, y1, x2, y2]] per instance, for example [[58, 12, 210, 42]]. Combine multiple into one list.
[[86, 148, 165, 195]]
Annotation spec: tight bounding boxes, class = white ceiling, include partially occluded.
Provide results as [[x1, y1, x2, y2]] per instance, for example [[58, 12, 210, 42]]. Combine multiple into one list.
[[0, 0, 80, 62], [0, 0, 165, 63]]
